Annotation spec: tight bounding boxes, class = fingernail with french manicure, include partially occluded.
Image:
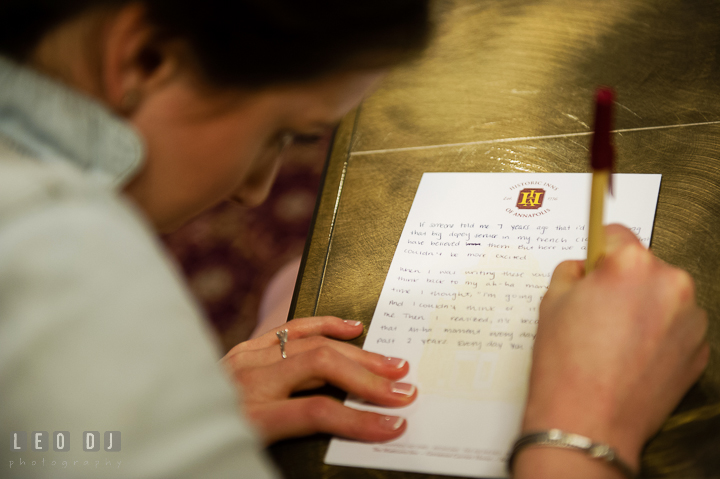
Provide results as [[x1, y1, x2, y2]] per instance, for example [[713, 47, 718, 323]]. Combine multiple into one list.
[[379, 415, 405, 431], [391, 382, 416, 396], [343, 320, 363, 327], [384, 357, 407, 369]]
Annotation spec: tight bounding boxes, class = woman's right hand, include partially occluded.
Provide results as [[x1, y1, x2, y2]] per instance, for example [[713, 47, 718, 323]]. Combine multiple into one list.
[[517, 224, 709, 477]]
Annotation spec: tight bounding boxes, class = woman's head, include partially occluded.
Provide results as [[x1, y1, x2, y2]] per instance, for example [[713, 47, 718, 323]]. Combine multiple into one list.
[[0, 1, 431, 231]]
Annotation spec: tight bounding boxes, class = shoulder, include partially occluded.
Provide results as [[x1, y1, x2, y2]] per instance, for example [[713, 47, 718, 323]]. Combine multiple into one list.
[[0, 141, 170, 289], [0, 139, 196, 361], [0, 139, 192, 334], [0, 141, 116, 220], [0, 144, 280, 478]]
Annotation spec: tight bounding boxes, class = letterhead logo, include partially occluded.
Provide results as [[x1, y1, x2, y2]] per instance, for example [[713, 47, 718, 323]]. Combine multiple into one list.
[[516, 188, 545, 209], [505, 181, 557, 218]]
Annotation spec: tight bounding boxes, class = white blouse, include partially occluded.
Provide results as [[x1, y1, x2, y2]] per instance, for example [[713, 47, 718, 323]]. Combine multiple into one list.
[[0, 56, 278, 478]]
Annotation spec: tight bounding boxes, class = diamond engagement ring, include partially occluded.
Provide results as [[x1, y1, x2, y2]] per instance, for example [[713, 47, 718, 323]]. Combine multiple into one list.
[[276, 329, 289, 359]]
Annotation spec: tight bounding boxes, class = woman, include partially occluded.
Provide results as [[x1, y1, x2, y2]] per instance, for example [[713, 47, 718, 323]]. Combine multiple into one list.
[[0, 1, 707, 478]]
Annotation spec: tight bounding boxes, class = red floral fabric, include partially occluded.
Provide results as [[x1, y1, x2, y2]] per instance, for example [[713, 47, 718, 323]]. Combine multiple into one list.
[[163, 136, 329, 352]]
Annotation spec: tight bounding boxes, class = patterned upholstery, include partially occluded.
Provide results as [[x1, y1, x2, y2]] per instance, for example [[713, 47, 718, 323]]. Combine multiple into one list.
[[163, 135, 330, 352]]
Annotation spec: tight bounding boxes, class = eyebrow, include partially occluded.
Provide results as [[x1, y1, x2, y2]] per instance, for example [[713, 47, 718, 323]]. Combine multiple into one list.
[[312, 121, 339, 130]]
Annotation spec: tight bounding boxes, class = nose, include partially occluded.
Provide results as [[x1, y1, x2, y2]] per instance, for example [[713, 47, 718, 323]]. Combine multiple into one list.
[[230, 148, 284, 208]]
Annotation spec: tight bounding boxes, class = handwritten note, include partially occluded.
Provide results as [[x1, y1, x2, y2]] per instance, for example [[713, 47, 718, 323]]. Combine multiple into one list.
[[325, 173, 661, 478]]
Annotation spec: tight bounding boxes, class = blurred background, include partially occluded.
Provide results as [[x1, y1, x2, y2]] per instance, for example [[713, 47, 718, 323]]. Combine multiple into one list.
[[162, 133, 332, 353]]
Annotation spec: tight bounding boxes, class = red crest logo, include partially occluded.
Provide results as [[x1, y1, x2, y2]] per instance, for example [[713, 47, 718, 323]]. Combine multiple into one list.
[[516, 188, 545, 209]]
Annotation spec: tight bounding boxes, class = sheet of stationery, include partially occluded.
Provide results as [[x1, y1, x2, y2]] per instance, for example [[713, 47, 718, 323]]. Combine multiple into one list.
[[325, 173, 661, 478]]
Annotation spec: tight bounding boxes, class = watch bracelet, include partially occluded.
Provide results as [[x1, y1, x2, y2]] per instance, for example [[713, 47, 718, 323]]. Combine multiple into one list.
[[507, 429, 637, 479]]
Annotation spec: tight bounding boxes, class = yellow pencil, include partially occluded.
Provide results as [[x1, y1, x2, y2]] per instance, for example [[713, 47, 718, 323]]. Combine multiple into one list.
[[586, 87, 615, 274]]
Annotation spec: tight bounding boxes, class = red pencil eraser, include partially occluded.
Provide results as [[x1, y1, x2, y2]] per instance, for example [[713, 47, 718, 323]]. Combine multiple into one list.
[[591, 87, 615, 171]]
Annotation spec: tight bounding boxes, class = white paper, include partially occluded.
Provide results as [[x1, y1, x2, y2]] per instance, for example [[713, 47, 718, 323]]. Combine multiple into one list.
[[325, 173, 662, 478]]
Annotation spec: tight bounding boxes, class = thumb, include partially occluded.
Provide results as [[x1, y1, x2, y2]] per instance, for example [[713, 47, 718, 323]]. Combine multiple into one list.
[[605, 224, 643, 254]]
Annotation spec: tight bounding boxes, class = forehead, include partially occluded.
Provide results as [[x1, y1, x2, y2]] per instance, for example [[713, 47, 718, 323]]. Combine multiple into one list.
[[271, 70, 386, 123], [178, 69, 386, 129]]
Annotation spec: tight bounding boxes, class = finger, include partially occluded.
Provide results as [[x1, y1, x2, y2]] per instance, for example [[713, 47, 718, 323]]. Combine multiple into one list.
[[605, 223, 643, 254], [547, 225, 640, 290], [248, 396, 407, 444], [668, 340, 710, 407], [239, 346, 417, 406], [228, 316, 364, 354], [227, 335, 409, 380], [659, 264, 697, 309], [599, 227, 654, 278], [652, 306, 708, 397], [690, 341, 711, 379], [257, 316, 364, 346], [545, 260, 584, 298], [672, 305, 709, 361]]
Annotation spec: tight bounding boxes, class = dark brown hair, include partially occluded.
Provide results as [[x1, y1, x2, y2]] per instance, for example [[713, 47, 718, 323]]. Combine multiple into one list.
[[0, 0, 432, 87]]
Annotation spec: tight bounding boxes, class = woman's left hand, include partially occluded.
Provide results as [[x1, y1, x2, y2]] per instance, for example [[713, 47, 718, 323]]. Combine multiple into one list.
[[222, 316, 416, 444]]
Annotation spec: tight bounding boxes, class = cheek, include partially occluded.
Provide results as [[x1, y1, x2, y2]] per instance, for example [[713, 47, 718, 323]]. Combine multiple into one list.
[[179, 123, 260, 192], [152, 118, 259, 193], [128, 96, 272, 227]]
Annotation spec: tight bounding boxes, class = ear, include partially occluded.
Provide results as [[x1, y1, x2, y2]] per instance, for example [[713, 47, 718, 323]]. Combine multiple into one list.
[[101, 4, 178, 116]]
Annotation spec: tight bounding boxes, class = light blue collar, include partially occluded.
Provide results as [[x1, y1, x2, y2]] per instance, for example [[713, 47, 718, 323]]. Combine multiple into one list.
[[0, 56, 144, 188]]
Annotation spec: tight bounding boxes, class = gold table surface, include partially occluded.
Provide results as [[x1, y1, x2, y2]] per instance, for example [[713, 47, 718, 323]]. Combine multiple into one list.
[[271, 1, 720, 477]]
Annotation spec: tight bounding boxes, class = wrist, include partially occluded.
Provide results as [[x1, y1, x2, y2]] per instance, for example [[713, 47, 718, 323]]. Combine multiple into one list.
[[513, 444, 629, 479], [522, 395, 642, 471]]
